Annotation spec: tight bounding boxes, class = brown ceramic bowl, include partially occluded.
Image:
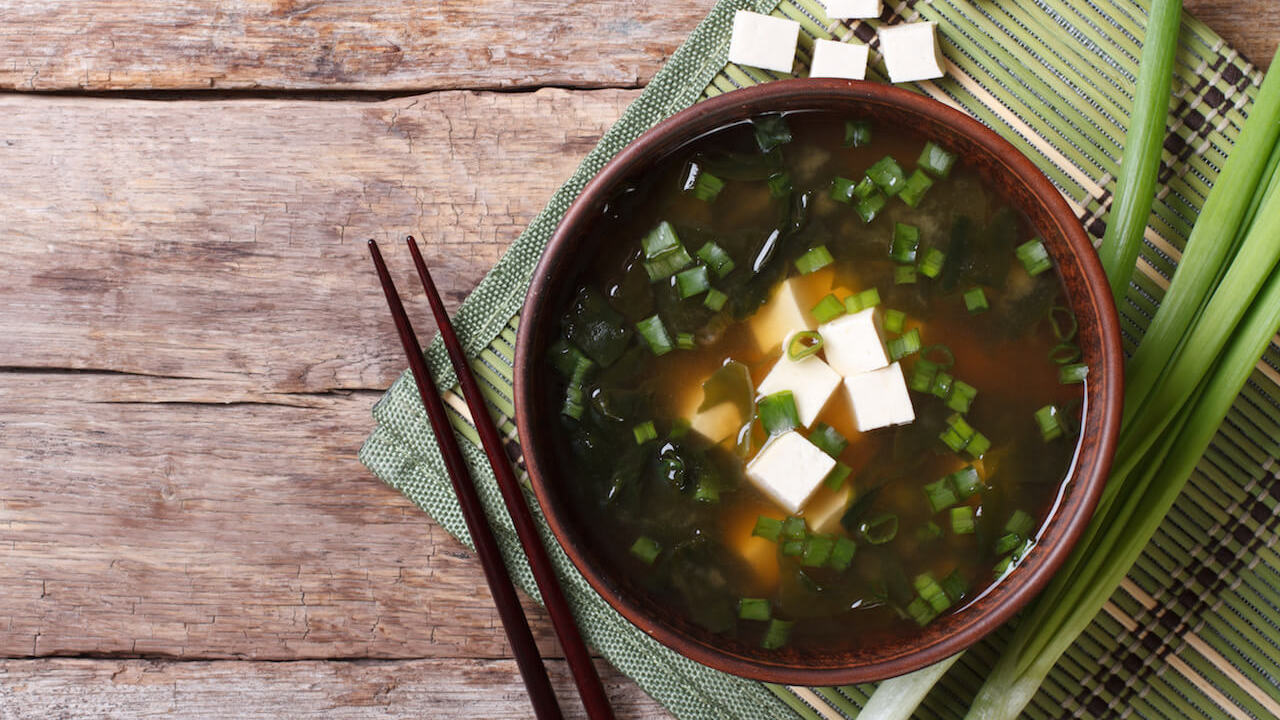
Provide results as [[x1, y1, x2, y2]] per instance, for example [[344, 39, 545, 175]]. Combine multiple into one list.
[[514, 79, 1122, 684]]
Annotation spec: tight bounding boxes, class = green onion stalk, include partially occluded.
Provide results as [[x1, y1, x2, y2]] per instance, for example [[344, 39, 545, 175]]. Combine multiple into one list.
[[1095, 0, 1184, 302]]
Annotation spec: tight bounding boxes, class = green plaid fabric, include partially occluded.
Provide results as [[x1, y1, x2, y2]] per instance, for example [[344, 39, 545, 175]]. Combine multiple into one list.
[[360, 1, 1280, 717]]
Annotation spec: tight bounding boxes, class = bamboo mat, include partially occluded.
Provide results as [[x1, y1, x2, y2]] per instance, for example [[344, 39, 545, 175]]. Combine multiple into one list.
[[360, 1, 1280, 717]]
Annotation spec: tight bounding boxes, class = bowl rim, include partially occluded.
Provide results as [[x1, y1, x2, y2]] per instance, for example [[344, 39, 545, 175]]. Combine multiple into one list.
[[514, 78, 1123, 684]]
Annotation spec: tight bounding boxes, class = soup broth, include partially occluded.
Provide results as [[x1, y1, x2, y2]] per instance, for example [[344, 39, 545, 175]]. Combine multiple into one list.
[[544, 111, 1085, 654]]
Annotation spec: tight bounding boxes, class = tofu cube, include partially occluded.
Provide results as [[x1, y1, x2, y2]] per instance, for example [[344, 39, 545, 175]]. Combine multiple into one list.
[[821, 0, 883, 20], [879, 22, 946, 83], [809, 39, 869, 80], [819, 308, 888, 376], [758, 336, 842, 428], [746, 431, 837, 513], [844, 362, 915, 431], [728, 11, 801, 74], [690, 402, 742, 445], [802, 483, 854, 534], [750, 277, 815, 353]]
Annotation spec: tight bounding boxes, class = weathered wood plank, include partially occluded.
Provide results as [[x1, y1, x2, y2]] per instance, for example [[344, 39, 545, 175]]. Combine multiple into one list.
[[0, 0, 714, 92], [0, 658, 669, 719], [0, 0, 1271, 93], [0, 89, 636, 395], [0, 374, 574, 660]]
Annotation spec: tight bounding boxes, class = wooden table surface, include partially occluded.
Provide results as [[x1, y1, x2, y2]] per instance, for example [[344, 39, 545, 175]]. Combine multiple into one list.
[[1, 2, 1274, 717]]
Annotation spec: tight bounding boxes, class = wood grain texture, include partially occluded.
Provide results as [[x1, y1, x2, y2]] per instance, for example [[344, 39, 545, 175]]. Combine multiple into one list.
[[0, 0, 715, 92], [0, 658, 669, 718], [0, 91, 635, 659], [0, 89, 635, 393], [0, 0, 1270, 93]]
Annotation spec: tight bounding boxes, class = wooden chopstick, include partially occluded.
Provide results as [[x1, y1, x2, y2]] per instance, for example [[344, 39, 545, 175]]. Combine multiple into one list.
[[367, 239, 565, 720], [405, 236, 617, 720]]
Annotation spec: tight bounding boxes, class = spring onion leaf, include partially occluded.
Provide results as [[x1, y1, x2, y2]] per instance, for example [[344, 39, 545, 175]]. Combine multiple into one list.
[[761, 618, 794, 649], [738, 598, 771, 621], [752, 516, 782, 542], [963, 287, 989, 313], [632, 421, 657, 444], [950, 506, 976, 535], [888, 327, 922, 361], [809, 422, 848, 458], [635, 315, 673, 356], [830, 176, 859, 204], [767, 171, 793, 198], [696, 242, 736, 278], [868, 156, 908, 196], [795, 245, 835, 274], [918, 141, 958, 178], [811, 293, 846, 323], [891, 223, 921, 263], [884, 309, 906, 334], [860, 513, 899, 545], [704, 288, 728, 312], [675, 265, 710, 298], [1059, 363, 1089, 384], [898, 169, 935, 207], [823, 461, 852, 490], [787, 330, 824, 361], [844, 120, 872, 147], [630, 536, 661, 565], [857, 190, 888, 222], [919, 248, 946, 278], [895, 265, 918, 284], [828, 536, 858, 571], [1015, 238, 1052, 276]]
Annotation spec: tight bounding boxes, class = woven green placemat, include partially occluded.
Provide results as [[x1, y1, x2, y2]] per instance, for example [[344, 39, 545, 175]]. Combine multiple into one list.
[[360, 1, 1280, 718]]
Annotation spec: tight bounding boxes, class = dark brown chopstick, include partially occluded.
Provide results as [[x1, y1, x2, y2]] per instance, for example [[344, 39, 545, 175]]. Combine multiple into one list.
[[367, 240, 564, 720], [405, 236, 616, 720]]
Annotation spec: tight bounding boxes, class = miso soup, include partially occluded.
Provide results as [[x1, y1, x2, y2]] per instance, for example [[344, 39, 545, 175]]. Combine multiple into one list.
[[544, 112, 1085, 654]]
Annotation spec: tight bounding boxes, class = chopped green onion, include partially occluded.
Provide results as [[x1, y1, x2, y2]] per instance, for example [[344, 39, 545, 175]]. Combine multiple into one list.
[[891, 223, 920, 263], [898, 169, 935, 208], [924, 477, 959, 513], [676, 332, 696, 350], [562, 387, 585, 420], [916, 521, 943, 543], [704, 288, 728, 312], [696, 242, 736, 278], [781, 516, 806, 541], [752, 516, 783, 542], [951, 506, 976, 534], [767, 171, 793, 198], [860, 513, 899, 544], [906, 596, 937, 626], [809, 422, 848, 457], [963, 287, 989, 313], [1006, 510, 1035, 538], [811, 293, 846, 323], [888, 327, 922, 361], [633, 421, 657, 444], [846, 287, 881, 313], [828, 536, 858, 571], [844, 120, 872, 147], [918, 141, 958, 178], [868, 156, 908, 196], [884, 308, 906, 334], [1050, 342, 1082, 365], [630, 536, 661, 565], [966, 432, 991, 459], [1035, 404, 1064, 441], [787, 330, 824, 360], [941, 569, 969, 603], [993, 554, 1015, 578], [929, 371, 954, 400], [674, 265, 710, 298], [1016, 238, 1052, 276], [644, 247, 694, 282], [918, 247, 946, 278], [947, 380, 978, 413], [1049, 305, 1078, 341], [895, 265, 918, 284], [753, 115, 793, 152], [738, 598, 771, 621], [951, 465, 983, 499], [635, 315, 673, 356], [853, 176, 878, 200], [1059, 362, 1089, 384], [923, 344, 956, 368], [761, 618, 794, 649], [780, 540, 804, 556], [857, 190, 887, 223], [830, 176, 859, 204], [939, 413, 980, 454], [690, 170, 725, 202], [758, 391, 800, 435], [802, 533, 835, 566], [795, 245, 835, 274], [823, 461, 852, 490], [993, 532, 1022, 556], [642, 220, 681, 258], [915, 572, 951, 613], [909, 358, 939, 393]]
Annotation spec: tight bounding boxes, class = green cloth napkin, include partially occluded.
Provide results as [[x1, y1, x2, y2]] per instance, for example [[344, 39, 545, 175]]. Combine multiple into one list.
[[362, 1, 1280, 718]]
